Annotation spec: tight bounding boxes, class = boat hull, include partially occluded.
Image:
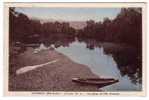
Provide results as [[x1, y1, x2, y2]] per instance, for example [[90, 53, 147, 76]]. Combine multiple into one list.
[[72, 78, 119, 88]]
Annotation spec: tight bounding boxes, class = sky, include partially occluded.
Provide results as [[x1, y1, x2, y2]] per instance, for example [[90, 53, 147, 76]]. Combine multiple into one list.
[[15, 7, 121, 22]]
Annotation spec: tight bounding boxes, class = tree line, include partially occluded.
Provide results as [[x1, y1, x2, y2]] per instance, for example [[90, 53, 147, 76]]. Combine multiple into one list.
[[9, 8, 142, 52], [9, 8, 142, 83], [9, 7, 76, 45], [78, 8, 142, 51]]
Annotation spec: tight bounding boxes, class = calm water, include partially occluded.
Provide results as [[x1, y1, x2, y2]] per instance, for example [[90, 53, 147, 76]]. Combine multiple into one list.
[[54, 40, 141, 91]]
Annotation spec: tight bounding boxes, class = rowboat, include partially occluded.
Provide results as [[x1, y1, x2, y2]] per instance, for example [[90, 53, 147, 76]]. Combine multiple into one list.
[[72, 77, 119, 88]]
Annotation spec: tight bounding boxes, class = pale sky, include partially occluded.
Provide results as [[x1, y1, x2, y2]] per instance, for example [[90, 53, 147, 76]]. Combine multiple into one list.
[[15, 7, 121, 22]]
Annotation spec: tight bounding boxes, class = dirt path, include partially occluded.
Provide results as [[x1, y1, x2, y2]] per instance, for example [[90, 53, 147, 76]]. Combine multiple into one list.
[[9, 47, 99, 91]]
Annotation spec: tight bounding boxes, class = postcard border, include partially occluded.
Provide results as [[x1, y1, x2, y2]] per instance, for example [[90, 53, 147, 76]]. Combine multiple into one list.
[[3, 2, 147, 96]]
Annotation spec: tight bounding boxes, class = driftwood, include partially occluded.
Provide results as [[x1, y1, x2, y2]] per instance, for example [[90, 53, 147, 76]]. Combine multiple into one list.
[[16, 59, 59, 75]]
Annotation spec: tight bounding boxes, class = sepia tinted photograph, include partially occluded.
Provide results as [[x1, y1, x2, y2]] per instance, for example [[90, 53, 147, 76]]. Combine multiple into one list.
[[4, 3, 147, 96]]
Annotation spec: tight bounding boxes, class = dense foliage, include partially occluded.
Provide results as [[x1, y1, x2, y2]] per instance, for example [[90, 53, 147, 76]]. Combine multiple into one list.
[[9, 8, 142, 50], [9, 7, 76, 44], [9, 7, 142, 84], [78, 8, 142, 51]]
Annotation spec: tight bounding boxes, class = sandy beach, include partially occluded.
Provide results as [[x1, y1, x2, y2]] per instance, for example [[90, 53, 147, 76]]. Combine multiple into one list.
[[9, 47, 99, 91]]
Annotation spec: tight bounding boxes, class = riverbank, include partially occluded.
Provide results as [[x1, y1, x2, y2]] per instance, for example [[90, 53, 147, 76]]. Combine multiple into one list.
[[9, 47, 99, 91]]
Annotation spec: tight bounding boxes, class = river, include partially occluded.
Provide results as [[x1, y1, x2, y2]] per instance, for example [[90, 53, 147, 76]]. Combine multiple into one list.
[[53, 39, 141, 91]]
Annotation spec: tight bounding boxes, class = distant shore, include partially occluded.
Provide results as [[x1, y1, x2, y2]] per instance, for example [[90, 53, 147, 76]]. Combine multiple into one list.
[[9, 47, 99, 91]]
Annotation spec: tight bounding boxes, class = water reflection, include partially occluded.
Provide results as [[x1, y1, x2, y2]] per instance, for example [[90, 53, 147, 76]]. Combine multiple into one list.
[[53, 39, 141, 91], [13, 37, 142, 91], [56, 40, 120, 78], [77, 38, 142, 85]]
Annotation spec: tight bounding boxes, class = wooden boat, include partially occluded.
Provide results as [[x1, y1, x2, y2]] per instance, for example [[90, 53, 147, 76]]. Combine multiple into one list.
[[72, 77, 119, 88]]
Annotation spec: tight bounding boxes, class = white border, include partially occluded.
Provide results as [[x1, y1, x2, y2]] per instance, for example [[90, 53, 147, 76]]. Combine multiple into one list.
[[3, 0, 148, 3], [2, 2, 148, 97]]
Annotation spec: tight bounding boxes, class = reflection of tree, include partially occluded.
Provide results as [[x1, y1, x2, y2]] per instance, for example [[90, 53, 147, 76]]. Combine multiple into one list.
[[77, 8, 142, 85], [79, 38, 142, 84], [103, 45, 142, 84], [78, 8, 142, 51], [9, 7, 76, 51], [43, 37, 75, 48], [9, 7, 76, 76], [9, 7, 142, 85]]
